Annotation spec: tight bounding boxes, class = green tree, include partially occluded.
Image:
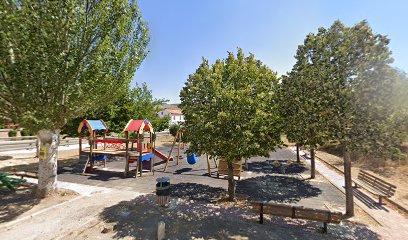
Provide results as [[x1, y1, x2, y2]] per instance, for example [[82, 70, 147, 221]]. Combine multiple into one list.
[[62, 83, 169, 135], [168, 124, 180, 137], [0, 0, 149, 197], [285, 20, 405, 216], [180, 49, 282, 200], [280, 36, 341, 179]]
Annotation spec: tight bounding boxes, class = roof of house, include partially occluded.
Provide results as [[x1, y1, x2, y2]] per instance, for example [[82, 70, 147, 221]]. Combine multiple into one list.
[[162, 103, 180, 109], [163, 108, 183, 115]]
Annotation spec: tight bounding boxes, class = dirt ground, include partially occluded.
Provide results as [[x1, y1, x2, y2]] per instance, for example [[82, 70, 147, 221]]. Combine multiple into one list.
[[62, 193, 379, 240], [315, 149, 408, 210]]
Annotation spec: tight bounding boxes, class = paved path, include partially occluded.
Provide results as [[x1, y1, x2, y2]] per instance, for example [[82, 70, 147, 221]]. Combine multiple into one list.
[[298, 148, 408, 239], [0, 183, 141, 240]]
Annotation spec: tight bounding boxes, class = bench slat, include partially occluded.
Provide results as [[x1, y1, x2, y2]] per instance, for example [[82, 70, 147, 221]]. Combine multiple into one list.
[[360, 170, 397, 188], [358, 174, 395, 191], [355, 179, 388, 196], [357, 177, 395, 195], [357, 170, 396, 197]]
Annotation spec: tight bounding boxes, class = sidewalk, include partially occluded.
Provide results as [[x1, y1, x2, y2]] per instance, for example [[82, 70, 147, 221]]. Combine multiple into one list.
[[0, 143, 88, 155], [0, 180, 143, 240], [297, 148, 408, 239]]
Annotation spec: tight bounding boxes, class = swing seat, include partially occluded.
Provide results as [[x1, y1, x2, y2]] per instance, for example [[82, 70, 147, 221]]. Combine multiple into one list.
[[187, 154, 198, 165]]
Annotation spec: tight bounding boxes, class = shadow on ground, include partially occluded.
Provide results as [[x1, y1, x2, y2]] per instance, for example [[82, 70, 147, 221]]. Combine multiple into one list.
[[0, 155, 13, 161], [99, 184, 380, 240], [236, 175, 321, 203], [0, 184, 40, 223], [353, 188, 389, 211], [170, 182, 224, 202], [247, 160, 306, 174], [0, 158, 79, 174]]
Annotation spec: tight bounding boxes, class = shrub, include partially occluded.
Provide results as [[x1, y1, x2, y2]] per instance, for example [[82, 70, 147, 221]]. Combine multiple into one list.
[[21, 129, 33, 136], [169, 124, 180, 137], [8, 130, 17, 137]]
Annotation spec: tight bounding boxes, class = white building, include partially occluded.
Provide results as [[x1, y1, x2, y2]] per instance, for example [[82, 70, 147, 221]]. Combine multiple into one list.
[[158, 108, 185, 125]]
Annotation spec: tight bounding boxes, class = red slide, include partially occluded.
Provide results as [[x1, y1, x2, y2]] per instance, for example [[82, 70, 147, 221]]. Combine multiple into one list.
[[152, 148, 173, 161]]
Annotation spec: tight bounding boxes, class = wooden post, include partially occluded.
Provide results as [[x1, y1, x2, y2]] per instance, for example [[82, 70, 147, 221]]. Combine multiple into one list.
[[157, 221, 165, 240], [150, 132, 153, 173], [206, 154, 211, 177], [103, 132, 106, 150], [138, 132, 142, 177], [35, 138, 40, 158], [213, 156, 218, 168], [163, 132, 178, 172], [177, 132, 181, 165], [296, 143, 300, 163], [124, 131, 129, 177], [89, 137, 93, 171], [93, 132, 97, 149], [323, 222, 328, 233], [78, 137, 81, 159], [259, 203, 264, 224], [310, 147, 315, 179], [343, 145, 354, 217], [103, 132, 106, 168]]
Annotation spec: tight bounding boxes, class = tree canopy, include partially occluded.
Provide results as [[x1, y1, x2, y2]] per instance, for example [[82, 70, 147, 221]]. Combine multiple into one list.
[[280, 20, 408, 216], [0, 0, 149, 132], [0, 0, 149, 197], [62, 83, 170, 135], [180, 49, 282, 199]]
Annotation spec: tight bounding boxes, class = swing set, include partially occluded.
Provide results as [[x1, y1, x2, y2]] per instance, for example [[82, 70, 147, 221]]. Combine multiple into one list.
[[163, 127, 218, 177]]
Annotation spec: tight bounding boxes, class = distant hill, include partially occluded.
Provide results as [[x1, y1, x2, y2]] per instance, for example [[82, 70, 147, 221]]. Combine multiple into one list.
[[162, 103, 180, 109]]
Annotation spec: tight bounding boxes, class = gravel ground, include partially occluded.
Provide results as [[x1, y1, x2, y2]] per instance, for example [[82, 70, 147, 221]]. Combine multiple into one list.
[[66, 191, 380, 240]]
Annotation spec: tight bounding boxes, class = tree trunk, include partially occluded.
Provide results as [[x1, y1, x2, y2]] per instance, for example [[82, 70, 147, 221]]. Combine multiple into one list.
[[343, 146, 354, 217], [310, 147, 315, 179], [227, 160, 236, 201], [296, 143, 300, 163], [36, 129, 59, 198]]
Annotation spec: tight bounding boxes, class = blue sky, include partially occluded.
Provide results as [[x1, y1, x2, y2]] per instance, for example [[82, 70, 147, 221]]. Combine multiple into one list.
[[133, 0, 408, 103]]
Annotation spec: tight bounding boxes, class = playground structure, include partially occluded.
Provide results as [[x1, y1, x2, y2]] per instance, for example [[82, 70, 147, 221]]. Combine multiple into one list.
[[163, 128, 184, 172], [77, 119, 245, 179], [78, 119, 110, 173], [123, 119, 154, 177], [78, 119, 171, 177]]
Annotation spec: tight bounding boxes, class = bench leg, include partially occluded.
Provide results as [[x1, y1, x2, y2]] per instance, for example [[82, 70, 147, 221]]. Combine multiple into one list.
[[323, 222, 328, 233], [379, 196, 383, 205], [259, 204, 264, 224]]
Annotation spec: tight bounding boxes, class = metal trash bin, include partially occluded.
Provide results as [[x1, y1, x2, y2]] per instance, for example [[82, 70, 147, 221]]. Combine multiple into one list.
[[156, 177, 170, 206]]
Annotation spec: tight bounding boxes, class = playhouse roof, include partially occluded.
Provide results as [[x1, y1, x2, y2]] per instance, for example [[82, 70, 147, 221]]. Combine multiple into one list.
[[77, 119, 108, 133], [124, 119, 154, 134]]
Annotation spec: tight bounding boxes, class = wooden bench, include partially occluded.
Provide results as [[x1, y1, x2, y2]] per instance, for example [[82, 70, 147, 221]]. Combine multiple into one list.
[[353, 170, 396, 204], [250, 201, 343, 233]]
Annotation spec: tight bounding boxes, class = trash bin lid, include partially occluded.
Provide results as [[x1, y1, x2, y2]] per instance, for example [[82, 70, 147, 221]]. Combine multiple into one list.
[[156, 177, 170, 183]]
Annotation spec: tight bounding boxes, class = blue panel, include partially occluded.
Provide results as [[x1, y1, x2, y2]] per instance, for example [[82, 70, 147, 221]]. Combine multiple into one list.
[[92, 155, 107, 161], [87, 120, 106, 131], [140, 153, 153, 162]]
